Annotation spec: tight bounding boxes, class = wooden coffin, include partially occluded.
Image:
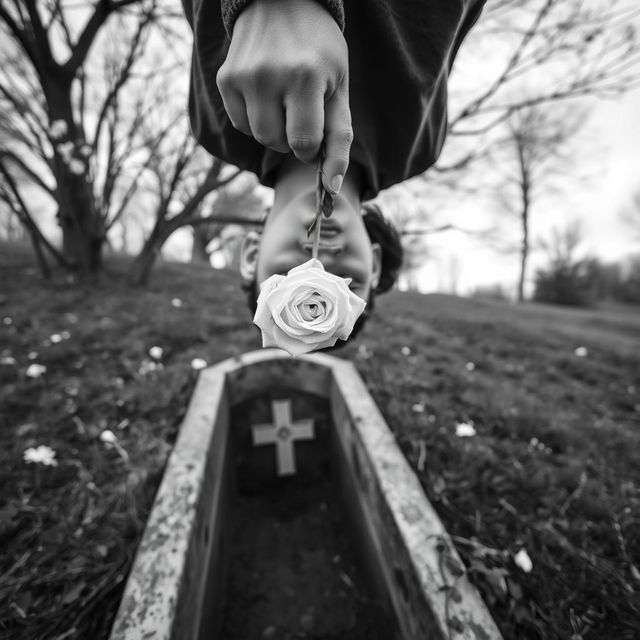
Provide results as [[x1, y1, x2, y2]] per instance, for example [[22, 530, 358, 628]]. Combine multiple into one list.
[[108, 349, 502, 640]]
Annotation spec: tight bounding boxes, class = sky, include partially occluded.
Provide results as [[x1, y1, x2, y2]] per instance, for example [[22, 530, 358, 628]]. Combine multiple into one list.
[[404, 87, 640, 297], [12, 0, 638, 299], [166, 85, 640, 298]]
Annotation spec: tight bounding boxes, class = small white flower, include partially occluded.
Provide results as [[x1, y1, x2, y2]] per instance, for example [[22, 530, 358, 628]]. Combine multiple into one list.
[[3, 316, 12, 325], [100, 429, 117, 444], [171, 298, 183, 308], [49, 120, 68, 139], [357, 344, 371, 359], [191, 358, 207, 371], [574, 346, 588, 357], [26, 363, 47, 378], [60, 330, 71, 340], [28, 351, 38, 360], [401, 346, 411, 356], [514, 548, 533, 573], [78, 144, 92, 158], [455, 422, 477, 437], [24, 445, 58, 466], [50, 333, 63, 344], [138, 359, 161, 375], [99, 429, 130, 461], [1, 356, 16, 365], [465, 362, 476, 371], [149, 346, 163, 360], [412, 403, 425, 413]]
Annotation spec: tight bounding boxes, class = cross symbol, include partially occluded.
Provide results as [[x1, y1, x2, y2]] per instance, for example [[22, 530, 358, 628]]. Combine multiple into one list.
[[251, 400, 315, 476]]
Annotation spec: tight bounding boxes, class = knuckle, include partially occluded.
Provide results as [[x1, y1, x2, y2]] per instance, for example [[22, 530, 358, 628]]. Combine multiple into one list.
[[216, 67, 231, 92], [286, 58, 323, 89], [340, 127, 354, 145], [330, 127, 353, 150]]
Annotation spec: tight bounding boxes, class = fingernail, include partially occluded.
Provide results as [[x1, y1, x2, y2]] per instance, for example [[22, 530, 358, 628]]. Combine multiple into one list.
[[329, 174, 343, 194]]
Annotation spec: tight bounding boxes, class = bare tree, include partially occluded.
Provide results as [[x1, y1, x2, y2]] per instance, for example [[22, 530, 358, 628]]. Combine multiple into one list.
[[0, 0, 164, 273], [486, 103, 585, 302], [539, 219, 585, 266], [0, 0, 247, 282], [440, 0, 640, 172]]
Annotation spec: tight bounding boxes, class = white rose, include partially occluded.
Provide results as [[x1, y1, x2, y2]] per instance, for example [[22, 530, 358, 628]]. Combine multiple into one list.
[[253, 259, 366, 357]]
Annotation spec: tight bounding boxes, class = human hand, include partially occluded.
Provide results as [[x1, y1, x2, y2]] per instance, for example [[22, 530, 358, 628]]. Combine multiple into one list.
[[216, 0, 352, 195]]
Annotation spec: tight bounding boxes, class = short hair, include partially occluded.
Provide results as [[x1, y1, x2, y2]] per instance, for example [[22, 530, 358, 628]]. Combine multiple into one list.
[[242, 201, 403, 345]]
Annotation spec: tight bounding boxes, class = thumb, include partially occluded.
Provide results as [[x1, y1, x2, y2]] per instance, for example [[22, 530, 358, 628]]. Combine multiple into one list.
[[322, 83, 353, 196]]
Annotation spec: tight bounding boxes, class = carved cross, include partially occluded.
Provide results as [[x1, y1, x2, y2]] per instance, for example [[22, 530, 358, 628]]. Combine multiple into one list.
[[251, 400, 315, 476]]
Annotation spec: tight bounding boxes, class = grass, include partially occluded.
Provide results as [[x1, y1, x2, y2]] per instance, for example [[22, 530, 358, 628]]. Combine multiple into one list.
[[1, 241, 639, 639]]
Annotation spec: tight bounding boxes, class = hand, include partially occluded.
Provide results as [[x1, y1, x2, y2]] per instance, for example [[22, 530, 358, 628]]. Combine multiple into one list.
[[216, 0, 352, 195]]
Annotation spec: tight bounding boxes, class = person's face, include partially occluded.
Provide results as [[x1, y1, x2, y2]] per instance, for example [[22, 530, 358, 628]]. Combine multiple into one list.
[[240, 163, 381, 302]]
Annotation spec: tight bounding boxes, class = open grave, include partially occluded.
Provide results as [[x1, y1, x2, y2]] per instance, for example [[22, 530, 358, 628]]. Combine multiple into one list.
[[108, 350, 502, 640]]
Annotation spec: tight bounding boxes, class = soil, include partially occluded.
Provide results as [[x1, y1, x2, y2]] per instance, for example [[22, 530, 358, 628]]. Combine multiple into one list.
[[220, 473, 383, 640]]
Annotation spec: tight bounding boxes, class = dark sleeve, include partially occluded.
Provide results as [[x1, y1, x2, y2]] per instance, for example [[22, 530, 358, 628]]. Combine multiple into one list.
[[179, 0, 487, 199], [182, 0, 345, 38]]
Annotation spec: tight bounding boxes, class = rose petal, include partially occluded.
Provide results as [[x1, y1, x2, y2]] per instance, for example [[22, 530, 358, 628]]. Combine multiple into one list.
[[253, 257, 366, 355], [254, 275, 286, 332], [333, 288, 366, 340], [287, 258, 324, 276], [290, 289, 333, 326], [259, 273, 286, 295], [269, 285, 338, 336], [272, 323, 339, 356]]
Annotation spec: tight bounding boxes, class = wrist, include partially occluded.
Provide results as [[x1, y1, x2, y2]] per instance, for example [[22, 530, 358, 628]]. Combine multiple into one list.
[[223, 0, 344, 39]]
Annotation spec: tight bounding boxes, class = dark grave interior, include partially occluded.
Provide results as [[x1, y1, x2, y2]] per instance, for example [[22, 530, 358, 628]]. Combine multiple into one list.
[[211, 390, 387, 640]]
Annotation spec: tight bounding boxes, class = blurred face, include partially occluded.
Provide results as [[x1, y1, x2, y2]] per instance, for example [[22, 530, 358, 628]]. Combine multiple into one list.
[[241, 160, 381, 302]]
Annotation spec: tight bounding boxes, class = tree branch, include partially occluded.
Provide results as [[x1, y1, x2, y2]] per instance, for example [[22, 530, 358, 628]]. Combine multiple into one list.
[[0, 3, 40, 71], [0, 158, 70, 267], [63, 0, 143, 77], [90, 5, 154, 150], [0, 149, 55, 196]]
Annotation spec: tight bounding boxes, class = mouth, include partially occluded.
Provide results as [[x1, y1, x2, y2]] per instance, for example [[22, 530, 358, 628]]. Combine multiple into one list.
[[306, 216, 343, 238]]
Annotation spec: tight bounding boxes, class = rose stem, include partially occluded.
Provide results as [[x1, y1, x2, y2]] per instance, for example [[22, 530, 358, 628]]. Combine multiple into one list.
[[312, 214, 322, 260]]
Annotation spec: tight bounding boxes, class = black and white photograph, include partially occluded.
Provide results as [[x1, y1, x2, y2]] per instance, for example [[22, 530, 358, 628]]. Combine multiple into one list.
[[1, 1, 639, 638]]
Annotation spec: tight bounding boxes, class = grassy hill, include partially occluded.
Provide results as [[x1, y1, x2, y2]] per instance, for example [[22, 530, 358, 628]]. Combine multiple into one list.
[[1, 243, 639, 639]]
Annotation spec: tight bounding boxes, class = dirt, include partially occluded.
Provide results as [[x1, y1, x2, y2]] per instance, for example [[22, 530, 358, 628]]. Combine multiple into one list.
[[220, 473, 383, 640]]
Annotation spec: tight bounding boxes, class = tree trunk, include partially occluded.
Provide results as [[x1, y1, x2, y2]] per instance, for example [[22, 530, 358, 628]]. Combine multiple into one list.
[[48, 87, 104, 274], [190, 225, 211, 264], [517, 201, 529, 303], [27, 227, 52, 279], [56, 164, 104, 273], [130, 221, 171, 286], [515, 137, 530, 304]]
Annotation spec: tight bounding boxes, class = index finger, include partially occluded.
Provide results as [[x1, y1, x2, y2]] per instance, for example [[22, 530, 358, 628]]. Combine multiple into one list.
[[321, 82, 352, 195]]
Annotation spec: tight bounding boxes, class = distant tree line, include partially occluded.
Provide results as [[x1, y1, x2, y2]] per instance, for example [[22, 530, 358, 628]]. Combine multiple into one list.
[[534, 254, 640, 307], [533, 221, 640, 307]]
